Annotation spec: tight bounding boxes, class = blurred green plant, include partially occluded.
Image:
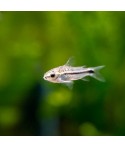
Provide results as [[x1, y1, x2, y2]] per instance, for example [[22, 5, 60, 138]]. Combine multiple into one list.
[[0, 12, 125, 135]]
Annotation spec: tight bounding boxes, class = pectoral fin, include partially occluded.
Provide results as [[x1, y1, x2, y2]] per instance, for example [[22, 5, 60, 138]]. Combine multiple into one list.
[[64, 81, 73, 89], [60, 74, 70, 81]]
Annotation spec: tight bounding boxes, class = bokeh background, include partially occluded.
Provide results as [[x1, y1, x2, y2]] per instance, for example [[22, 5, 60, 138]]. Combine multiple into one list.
[[0, 11, 125, 136]]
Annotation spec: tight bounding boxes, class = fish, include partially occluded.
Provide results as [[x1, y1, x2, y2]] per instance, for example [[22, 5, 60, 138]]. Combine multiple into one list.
[[43, 57, 105, 88]]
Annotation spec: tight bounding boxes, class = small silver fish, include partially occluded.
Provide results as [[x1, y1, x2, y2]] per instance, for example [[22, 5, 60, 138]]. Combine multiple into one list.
[[43, 58, 105, 88]]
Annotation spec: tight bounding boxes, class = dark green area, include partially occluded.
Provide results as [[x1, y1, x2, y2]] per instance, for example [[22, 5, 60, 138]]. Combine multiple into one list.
[[0, 12, 125, 136]]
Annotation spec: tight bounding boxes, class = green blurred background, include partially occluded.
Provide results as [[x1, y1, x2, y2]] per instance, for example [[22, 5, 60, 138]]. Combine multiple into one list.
[[0, 11, 125, 136]]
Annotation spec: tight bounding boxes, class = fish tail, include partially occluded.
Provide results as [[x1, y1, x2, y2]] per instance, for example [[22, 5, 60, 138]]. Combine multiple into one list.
[[90, 66, 105, 82]]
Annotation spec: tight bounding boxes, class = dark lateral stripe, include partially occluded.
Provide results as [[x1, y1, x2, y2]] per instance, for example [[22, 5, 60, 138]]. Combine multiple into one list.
[[66, 70, 94, 75], [88, 70, 94, 73]]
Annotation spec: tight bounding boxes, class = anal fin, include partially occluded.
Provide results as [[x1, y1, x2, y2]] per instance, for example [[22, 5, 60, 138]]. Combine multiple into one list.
[[81, 77, 89, 81]]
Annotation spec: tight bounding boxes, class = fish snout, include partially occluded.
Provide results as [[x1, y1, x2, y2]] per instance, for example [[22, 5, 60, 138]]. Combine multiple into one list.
[[43, 75, 47, 80]]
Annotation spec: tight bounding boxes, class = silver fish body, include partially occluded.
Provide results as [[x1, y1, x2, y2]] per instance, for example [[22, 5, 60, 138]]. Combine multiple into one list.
[[43, 58, 105, 88]]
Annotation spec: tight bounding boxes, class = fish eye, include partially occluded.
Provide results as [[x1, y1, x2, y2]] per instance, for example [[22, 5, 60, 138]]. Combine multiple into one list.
[[50, 74, 55, 78]]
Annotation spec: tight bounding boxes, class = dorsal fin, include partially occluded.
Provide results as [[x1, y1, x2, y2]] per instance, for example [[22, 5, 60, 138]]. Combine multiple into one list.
[[65, 57, 75, 66]]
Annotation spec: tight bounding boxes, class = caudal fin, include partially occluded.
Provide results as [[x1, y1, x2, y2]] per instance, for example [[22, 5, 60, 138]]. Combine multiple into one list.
[[90, 66, 105, 82]]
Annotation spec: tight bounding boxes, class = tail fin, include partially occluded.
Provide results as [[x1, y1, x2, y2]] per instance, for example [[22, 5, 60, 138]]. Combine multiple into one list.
[[90, 66, 105, 82]]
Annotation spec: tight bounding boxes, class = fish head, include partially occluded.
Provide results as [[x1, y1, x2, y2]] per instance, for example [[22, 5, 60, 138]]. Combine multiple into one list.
[[43, 68, 60, 83]]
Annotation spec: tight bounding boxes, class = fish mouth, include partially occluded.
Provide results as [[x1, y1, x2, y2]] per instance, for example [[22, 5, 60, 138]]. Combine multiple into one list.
[[43, 75, 47, 80]]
